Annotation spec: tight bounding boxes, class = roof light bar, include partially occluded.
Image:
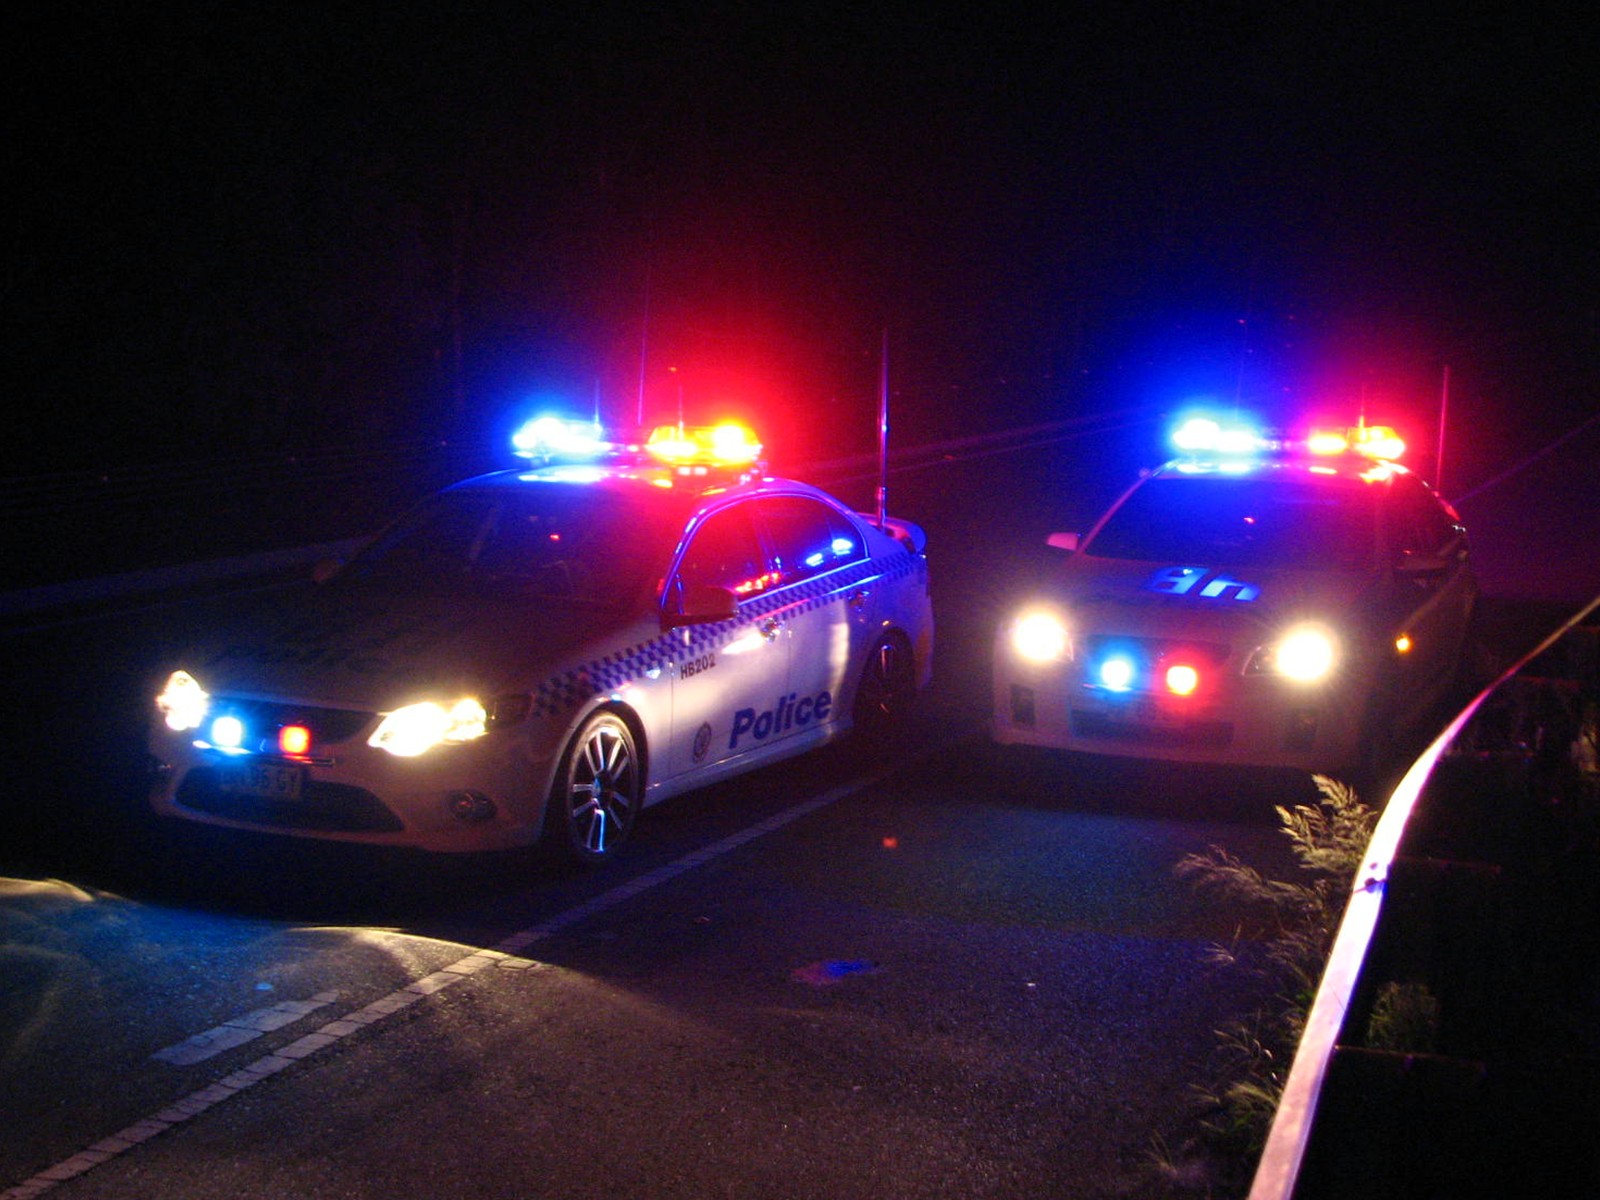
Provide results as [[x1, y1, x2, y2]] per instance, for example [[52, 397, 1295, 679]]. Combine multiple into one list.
[[644, 422, 764, 469], [1305, 431, 1350, 455], [1171, 416, 1267, 457], [1172, 413, 1407, 463], [512, 416, 611, 461], [1306, 424, 1405, 461], [1350, 425, 1405, 461], [1171, 416, 1265, 456], [511, 414, 767, 477]]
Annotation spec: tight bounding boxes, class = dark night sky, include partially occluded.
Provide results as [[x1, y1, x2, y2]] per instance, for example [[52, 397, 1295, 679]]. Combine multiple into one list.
[[5, 5, 1598, 486]]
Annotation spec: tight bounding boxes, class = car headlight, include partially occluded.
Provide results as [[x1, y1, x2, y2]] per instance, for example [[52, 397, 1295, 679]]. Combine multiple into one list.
[[1249, 624, 1338, 682], [1010, 611, 1072, 664], [368, 698, 488, 757], [156, 670, 210, 731]]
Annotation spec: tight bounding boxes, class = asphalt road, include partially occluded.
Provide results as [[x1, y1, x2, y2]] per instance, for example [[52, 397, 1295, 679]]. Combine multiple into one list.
[[1, 429, 1595, 1199], [4, 736, 1317, 1199]]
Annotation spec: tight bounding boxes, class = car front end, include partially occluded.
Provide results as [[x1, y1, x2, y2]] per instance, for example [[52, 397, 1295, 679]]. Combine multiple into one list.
[[993, 584, 1384, 772], [144, 529, 674, 853], [991, 429, 1421, 775], [148, 668, 568, 852]]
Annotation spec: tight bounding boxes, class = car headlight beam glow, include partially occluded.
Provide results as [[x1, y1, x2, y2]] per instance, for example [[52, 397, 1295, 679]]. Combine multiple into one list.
[[369, 698, 489, 757], [1010, 611, 1071, 664], [1268, 624, 1338, 682], [156, 670, 210, 731]]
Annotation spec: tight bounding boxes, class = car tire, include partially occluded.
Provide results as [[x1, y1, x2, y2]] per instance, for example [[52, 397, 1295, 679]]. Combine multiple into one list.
[[547, 710, 641, 866], [852, 631, 917, 738]]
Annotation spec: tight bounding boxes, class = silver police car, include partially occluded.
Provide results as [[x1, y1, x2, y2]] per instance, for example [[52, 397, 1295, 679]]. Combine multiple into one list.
[[993, 419, 1476, 776], [150, 422, 933, 863]]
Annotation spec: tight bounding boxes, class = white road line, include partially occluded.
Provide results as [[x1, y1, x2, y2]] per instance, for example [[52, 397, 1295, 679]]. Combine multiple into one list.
[[2, 774, 880, 1199], [150, 992, 343, 1065]]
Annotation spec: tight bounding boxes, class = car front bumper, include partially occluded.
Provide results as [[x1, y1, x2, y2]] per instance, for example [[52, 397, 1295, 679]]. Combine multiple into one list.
[[147, 725, 556, 853], [992, 649, 1372, 774]]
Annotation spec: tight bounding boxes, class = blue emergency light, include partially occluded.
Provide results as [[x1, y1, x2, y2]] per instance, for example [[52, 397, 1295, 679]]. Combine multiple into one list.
[[512, 415, 611, 461], [1171, 415, 1265, 456]]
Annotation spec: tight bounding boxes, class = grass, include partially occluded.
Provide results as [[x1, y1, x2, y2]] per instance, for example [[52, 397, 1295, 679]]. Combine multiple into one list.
[[1148, 774, 1378, 1195]]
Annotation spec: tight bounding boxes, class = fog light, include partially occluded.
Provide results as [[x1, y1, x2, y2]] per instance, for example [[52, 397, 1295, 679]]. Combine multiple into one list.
[[447, 791, 497, 823]]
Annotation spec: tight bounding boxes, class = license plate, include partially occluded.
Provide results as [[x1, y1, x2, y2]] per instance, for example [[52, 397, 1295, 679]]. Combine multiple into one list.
[[1099, 697, 1181, 728], [220, 761, 305, 802], [1132, 698, 1168, 725]]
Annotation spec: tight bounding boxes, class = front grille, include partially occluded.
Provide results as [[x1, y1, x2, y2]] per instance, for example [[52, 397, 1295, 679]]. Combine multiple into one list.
[[210, 697, 375, 746], [1082, 635, 1232, 667], [176, 768, 403, 833]]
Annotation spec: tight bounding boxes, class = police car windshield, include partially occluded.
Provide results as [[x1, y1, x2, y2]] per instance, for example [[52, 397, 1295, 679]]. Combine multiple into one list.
[[346, 483, 683, 605], [1085, 473, 1379, 571]]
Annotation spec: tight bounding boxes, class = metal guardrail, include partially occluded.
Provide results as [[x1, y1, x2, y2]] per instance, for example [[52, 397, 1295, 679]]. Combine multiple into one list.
[[0, 438, 495, 600], [1251, 594, 1600, 1198], [0, 538, 368, 623]]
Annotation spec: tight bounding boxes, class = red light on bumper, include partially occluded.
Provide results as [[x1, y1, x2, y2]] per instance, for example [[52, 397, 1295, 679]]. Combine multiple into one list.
[[1164, 664, 1200, 696]]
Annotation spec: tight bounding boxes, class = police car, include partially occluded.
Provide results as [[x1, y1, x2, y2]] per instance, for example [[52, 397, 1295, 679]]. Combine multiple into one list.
[[992, 417, 1477, 776], [149, 419, 933, 863]]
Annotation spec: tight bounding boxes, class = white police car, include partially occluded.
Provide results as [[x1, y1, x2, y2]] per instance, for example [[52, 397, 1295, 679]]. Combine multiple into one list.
[[150, 420, 933, 863], [993, 418, 1477, 776]]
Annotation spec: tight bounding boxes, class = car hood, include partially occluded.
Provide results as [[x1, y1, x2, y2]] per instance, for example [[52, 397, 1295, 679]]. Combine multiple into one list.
[[1054, 555, 1377, 639], [189, 581, 652, 711]]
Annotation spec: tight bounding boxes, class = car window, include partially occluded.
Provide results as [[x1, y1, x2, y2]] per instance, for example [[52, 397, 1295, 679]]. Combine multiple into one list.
[[1086, 474, 1379, 571], [1388, 475, 1460, 557], [672, 504, 774, 598], [755, 495, 866, 587], [348, 484, 673, 604]]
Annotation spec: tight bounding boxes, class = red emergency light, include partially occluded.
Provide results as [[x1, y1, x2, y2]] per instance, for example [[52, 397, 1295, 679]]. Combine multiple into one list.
[[1306, 424, 1406, 461]]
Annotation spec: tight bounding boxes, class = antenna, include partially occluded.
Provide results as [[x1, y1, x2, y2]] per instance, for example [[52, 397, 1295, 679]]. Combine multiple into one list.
[[1435, 364, 1450, 494], [636, 267, 651, 427], [877, 327, 890, 529]]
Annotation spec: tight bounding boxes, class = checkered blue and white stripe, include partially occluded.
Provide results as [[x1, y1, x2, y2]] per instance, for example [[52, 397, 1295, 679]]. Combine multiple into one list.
[[527, 547, 925, 719]]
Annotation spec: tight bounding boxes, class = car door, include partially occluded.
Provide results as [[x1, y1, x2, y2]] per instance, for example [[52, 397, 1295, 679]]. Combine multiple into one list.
[[749, 493, 876, 735], [658, 500, 790, 779]]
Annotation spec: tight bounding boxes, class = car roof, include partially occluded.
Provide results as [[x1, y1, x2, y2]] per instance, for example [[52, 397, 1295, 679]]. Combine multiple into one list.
[[1145, 452, 1417, 489], [1071, 452, 1414, 571]]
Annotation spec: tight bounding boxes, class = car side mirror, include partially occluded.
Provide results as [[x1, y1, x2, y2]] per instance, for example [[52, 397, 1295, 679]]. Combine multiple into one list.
[[1046, 532, 1080, 553], [665, 584, 739, 628]]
